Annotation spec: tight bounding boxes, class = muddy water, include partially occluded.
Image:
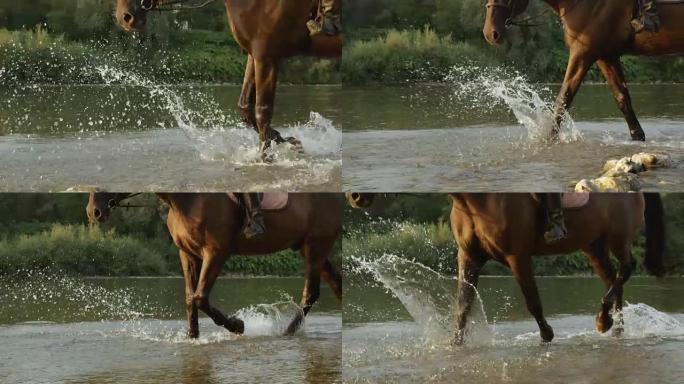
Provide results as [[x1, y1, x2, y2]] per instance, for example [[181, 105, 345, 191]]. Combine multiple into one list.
[[343, 83, 684, 191], [344, 255, 684, 383], [0, 84, 342, 192], [0, 276, 341, 383]]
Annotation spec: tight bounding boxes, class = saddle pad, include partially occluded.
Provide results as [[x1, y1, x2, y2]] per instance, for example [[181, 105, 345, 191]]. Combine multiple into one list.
[[561, 193, 590, 209], [228, 193, 288, 211]]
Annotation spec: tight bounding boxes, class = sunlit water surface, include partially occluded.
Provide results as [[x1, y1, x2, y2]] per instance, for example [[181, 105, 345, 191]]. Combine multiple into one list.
[[344, 254, 684, 383], [343, 80, 684, 192], [0, 275, 341, 383], [0, 81, 342, 192]]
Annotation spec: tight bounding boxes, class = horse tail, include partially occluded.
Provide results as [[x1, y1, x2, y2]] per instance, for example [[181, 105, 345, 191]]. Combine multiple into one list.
[[643, 193, 665, 277]]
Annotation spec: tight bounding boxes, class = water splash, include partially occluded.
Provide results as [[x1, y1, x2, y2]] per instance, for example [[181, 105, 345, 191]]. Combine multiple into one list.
[[348, 253, 492, 347], [0, 269, 166, 323], [445, 65, 582, 144], [127, 299, 305, 345], [619, 302, 684, 339]]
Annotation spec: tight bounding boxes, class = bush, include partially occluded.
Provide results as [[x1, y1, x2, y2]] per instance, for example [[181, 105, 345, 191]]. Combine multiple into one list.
[[0, 224, 167, 276], [342, 26, 497, 84]]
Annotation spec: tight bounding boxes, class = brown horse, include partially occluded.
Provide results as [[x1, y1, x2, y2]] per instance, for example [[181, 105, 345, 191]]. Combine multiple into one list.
[[115, 0, 342, 160], [87, 192, 342, 338], [346, 192, 665, 343], [483, 0, 684, 141]]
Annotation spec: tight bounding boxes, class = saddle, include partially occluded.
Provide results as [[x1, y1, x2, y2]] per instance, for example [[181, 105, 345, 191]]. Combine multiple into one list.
[[531, 193, 590, 210], [228, 193, 289, 211], [561, 193, 590, 210]]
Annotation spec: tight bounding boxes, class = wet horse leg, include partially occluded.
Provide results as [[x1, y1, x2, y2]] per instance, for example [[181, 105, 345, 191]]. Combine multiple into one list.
[[507, 254, 554, 342], [254, 57, 302, 161], [606, 244, 636, 335], [552, 52, 593, 140], [180, 250, 201, 338], [238, 55, 258, 133], [321, 259, 342, 302], [596, 59, 646, 141], [285, 239, 334, 335], [454, 247, 486, 345], [193, 250, 245, 334], [583, 240, 617, 333]]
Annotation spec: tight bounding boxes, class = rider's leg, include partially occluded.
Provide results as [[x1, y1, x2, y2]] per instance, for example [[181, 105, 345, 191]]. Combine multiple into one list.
[[543, 194, 568, 243], [308, 0, 342, 36], [241, 193, 265, 239], [632, 0, 660, 33]]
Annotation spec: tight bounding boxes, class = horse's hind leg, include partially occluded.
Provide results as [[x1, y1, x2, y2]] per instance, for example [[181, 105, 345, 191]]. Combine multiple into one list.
[[597, 59, 646, 141], [552, 52, 592, 139], [193, 251, 245, 334], [238, 54, 258, 134], [583, 240, 617, 333], [454, 247, 486, 345], [507, 254, 554, 342], [285, 238, 334, 335], [607, 244, 637, 335], [180, 250, 200, 338], [322, 259, 342, 302]]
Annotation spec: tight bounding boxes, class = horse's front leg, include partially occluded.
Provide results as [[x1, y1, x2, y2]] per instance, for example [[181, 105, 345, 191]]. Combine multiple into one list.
[[193, 249, 244, 334], [552, 52, 593, 141], [507, 254, 554, 342], [454, 247, 486, 345], [606, 245, 637, 336], [254, 57, 302, 162], [180, 250, 200, 338], [597, 59, 646, 141], [238, 54, 258, 134], [583, 241, 617, 333]]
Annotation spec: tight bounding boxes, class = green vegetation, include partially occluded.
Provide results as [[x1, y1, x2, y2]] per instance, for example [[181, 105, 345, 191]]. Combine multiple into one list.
[[2, 0, 682, 85], [343, 0, 684, 84], [344, 194, 684, 276], [0, 194, 321, 277], [0, 0, 340, 85]]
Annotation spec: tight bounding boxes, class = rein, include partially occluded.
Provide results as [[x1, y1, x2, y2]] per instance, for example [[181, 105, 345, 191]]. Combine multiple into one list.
[[142, 0, 217, 12], [487, 0, 586, 29], [108, 193, 156, 209]]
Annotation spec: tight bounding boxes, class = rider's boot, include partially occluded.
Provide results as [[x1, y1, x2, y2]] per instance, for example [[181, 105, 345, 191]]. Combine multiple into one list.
[[308, 0, 342, 36], [543, 194, 568, 244], [242, 193, 266, 239], [632, 0, 660, 33]]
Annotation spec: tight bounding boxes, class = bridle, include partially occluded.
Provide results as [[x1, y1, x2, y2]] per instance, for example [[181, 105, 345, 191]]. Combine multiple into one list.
[[485, 0, 584, 29], [106, 193, 154, 209], [140, 0, 217, 12]]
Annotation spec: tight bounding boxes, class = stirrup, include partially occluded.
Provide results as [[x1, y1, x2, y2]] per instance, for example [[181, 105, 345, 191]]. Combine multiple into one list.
[[243, 214, 266, 239]]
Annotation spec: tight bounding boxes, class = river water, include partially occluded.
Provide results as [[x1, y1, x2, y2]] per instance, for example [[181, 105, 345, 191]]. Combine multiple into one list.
[[344, 254, 684, 383], [343, 83, 684, 192], [0, 276, 341, 383], [0, 84, 342, 192]]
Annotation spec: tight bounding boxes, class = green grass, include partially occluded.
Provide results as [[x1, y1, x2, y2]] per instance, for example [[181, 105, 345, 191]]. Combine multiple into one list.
[[0, 223, 311, 277]]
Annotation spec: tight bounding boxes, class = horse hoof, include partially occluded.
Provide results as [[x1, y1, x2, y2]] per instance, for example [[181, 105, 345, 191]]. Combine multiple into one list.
[[226, 316, 244, 335], [540, 325, 554, 342], [284, 137, 304, 153], [284, 312, 304, 336], [187, 329, 199, 339], [453, 330, 466, 346], [631, 131, 646, 141], [596, 311, 613, 333], [612, 325, 624, 338], [260, 151, 274, 164]]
